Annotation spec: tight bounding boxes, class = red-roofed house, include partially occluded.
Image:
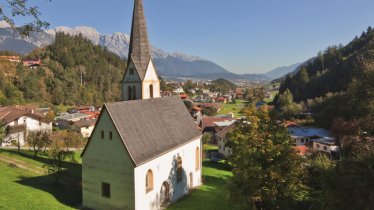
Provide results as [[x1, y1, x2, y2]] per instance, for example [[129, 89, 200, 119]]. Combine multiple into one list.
[[295, 145, 309, 156]]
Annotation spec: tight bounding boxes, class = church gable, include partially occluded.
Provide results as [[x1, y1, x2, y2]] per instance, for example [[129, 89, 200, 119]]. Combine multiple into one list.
[[143, 60, 159, 82], [82, 108, 135, 209], [122, 60, 141, 82]]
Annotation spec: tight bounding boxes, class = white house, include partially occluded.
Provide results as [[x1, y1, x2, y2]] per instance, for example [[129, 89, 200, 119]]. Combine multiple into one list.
[[173, 87, 184, 94], [287, 125, 333, 146], [312, 138, 339, 157], [0, 107, 52, 147], [82, 1, 202, 209], [72, 119, 97, 138]]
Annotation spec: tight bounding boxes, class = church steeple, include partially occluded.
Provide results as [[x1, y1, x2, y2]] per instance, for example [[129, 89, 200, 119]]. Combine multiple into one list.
[[128, 0, 151, 80], [121, 0, 160, 101]]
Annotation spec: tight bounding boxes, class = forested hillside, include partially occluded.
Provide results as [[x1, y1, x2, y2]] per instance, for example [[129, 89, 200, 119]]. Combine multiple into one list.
[[0, 33, 126, 106], [276, 27, 374, 133], [210, 78, 237, 94]]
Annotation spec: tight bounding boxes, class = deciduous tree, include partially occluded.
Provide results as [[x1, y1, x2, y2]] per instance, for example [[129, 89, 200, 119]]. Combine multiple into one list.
[[227, 106, 308, 209]]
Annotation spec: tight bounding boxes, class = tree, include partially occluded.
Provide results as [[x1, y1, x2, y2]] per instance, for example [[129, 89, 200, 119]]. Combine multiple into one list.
[[202, 106, 218, 116], [45, 131, 81, 184], [0, 0, 51, 36], [11, 132, 24, 153], [183, 100, 193, 110], [28, 131, 50, 158], [0, 120, 7, 146], [201, 132, 212, 144], [227, 106, 308, 209]]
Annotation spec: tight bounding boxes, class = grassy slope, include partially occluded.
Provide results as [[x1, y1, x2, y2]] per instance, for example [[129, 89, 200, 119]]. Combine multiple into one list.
[[0, 149, 81, 210], [167, 161, 237, 210], [0, 161, 75, 210]]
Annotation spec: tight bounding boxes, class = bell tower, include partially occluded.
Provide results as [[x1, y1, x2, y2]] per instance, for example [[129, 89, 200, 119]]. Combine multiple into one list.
[[121, 0, 160, 101]]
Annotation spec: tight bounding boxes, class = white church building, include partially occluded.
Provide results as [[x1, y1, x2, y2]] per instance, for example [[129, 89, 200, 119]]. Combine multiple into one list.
[[81, 1, 202, 209]]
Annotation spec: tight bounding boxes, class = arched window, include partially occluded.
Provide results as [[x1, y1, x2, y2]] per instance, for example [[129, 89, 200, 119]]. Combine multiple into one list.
[[128, 86, 132, 100], [146, 169, 153, 192], [132, 86, 136, 100], [195, 147, 200, 171], [150, 84, 153, 98], [177, 157, 182, 183]]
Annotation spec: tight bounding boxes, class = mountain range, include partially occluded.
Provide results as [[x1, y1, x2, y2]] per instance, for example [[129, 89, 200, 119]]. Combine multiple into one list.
[[0, 22, 301, 81]]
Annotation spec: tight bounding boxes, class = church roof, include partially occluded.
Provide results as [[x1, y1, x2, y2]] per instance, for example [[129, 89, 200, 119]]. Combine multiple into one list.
[[128, 0, 152, 80], [105, 96, 201, 166]]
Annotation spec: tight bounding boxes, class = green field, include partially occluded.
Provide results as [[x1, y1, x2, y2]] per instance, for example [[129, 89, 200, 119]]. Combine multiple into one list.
[[0, 149, 235, 210], [167, 161, 236, 210], [218, 100, 247, 118]]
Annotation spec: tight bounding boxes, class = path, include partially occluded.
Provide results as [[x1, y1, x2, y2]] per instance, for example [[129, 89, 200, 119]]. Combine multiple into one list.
[[0, 155, 44, 174]]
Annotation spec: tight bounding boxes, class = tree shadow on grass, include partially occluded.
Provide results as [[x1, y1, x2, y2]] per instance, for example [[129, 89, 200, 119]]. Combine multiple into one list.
[[1, 149, 83, 208], [16, 171, 82, 208]]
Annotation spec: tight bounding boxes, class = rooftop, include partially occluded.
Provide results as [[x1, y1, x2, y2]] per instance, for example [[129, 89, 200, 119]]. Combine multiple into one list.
[[55, 113, 91, 121]]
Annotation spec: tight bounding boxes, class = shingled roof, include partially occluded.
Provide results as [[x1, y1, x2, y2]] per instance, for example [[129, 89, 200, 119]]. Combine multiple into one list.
[[128, 0, 152, 80], [104, 96, 201, 166]]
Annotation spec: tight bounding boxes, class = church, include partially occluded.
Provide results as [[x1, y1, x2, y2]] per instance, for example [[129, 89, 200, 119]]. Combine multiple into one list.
[[81, 0, 202, 210]]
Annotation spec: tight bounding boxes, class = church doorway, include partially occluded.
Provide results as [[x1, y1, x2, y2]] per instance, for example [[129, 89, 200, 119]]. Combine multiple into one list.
[[160, 181, 170, 207], [189, 172, 193, 189]]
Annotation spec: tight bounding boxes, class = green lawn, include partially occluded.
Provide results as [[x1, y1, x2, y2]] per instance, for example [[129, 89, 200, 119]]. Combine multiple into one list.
[[167, 161, 237, 210], [0, 149, 235, 210], [218, 100, 247, 118], [0, 149, 82, 210], [203, 144, 218, 151]]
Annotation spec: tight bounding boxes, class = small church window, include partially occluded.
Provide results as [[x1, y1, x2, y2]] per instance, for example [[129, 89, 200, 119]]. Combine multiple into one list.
[[101, 130, 104, 139], [195, 147, 200, 171], [150, 84, 153, 98], [130, 68, 134, 75], [146, 169, 154, 192], [109, 131, 113, 140], [177, 157, 182, 183], [101, 182, 111, 198]]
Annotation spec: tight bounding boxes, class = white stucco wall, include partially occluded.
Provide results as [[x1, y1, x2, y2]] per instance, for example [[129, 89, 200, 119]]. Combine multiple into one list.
[[25, 117, 52, 132], [134, 137, 202, 210], [142, 60, 160, 99], [79, 125, 95, 138], [313, 142, 332, 154], [82, 110, 135, 210]]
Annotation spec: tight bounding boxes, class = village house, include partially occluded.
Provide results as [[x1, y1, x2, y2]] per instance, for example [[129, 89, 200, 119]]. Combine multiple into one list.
[[72, 119, 97, 138], [216, 123, 237, 157], [55, 113, 92, 130], [287, 123, 339, 158], [173, 87, 184, 94], [82, 1, 202, 209], [201, 116, 235, 143], [287, 124, 333, 146], [0, 107, 52, 147], [22, 58, 42, 68]]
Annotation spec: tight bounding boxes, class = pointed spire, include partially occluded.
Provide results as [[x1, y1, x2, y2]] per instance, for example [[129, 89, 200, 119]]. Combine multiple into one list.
[[128, 0, 152, 80]]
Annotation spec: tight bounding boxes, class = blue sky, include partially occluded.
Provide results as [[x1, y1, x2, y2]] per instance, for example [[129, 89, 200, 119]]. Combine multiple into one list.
[[11, 0, 374, 74]]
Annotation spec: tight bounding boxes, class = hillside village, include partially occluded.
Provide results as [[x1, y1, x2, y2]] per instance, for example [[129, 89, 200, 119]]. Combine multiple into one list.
[[0, 0, 373, 210]]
